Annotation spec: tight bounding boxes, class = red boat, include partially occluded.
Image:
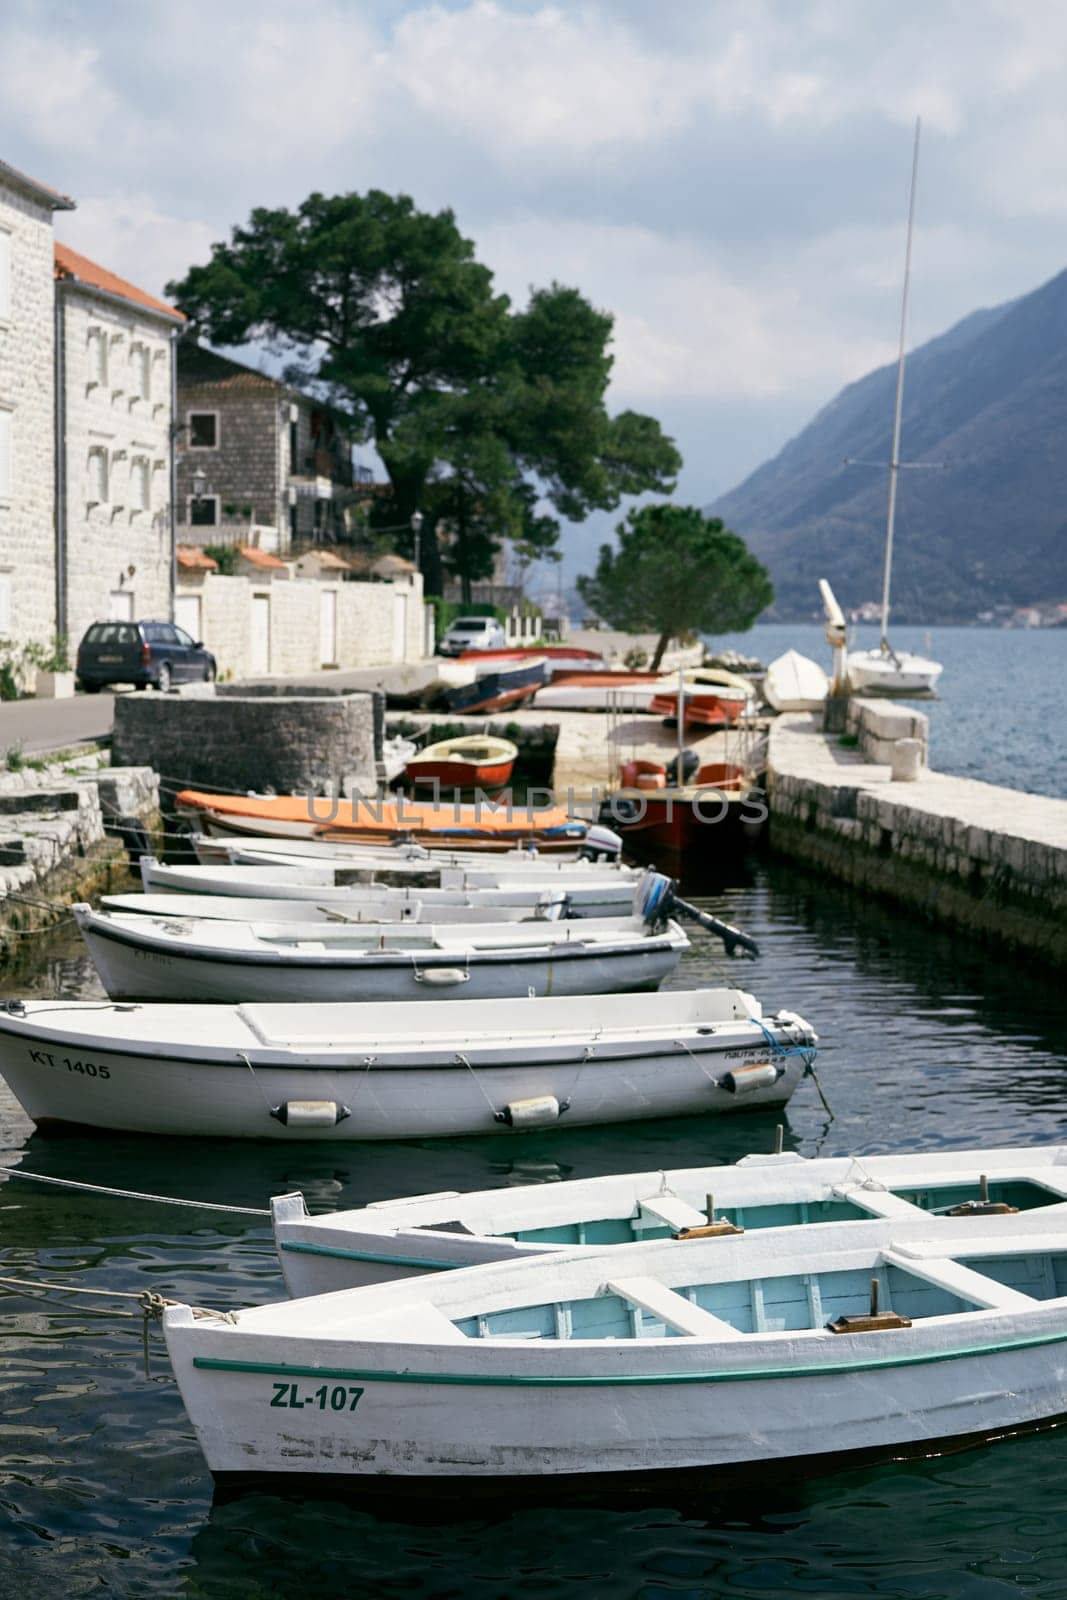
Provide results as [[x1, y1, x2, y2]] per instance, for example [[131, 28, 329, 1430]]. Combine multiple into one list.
[[606, 760, 766, 858], [647, 687, 749, 728], [404, 735, 517, 791]]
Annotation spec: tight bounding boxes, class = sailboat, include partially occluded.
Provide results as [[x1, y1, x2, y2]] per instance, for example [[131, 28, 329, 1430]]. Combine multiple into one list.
[[847, 119, 944, 698]]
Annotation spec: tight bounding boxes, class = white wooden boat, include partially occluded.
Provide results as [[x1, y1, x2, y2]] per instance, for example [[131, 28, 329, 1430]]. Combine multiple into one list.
[[101, 892, 572, 926], [534, 678, 674, 712], [191, 832, 629, 870], [72, 905, 688, 1003], [138, 857, 643, 915], [764, 650, 828, 712], [164, 1205, 1067, 1485], [0, 988, 810, 1139], [272, 1144, 1067, 1293]]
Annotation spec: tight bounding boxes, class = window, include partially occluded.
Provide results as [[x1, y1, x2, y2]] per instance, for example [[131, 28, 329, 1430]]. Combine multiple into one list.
[[87, 447, 109, 504], [188, 494, 218, 527], [173, 625, 195, 647], [131, 344, 151, 401], [130, 456, 150, 512], [88, 328, 108, 388], [0, 574, 11, 634], [0, 229, 10, 323], [188, 411, 218, 449], [0, 409, 11, 503]]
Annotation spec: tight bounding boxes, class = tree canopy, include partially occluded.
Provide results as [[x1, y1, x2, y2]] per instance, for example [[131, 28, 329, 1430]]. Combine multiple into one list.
[[167, 191, 681, 595], [577, 504, 773, 669]]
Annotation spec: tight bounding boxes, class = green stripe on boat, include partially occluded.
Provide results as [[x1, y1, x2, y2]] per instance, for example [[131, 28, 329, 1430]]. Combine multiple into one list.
[[192, 1324, 1067, 1386], [280, 1240, 462, 1270]]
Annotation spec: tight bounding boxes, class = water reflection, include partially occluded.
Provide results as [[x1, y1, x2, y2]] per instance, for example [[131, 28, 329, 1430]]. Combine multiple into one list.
[[0, 858, 1065, 1597]]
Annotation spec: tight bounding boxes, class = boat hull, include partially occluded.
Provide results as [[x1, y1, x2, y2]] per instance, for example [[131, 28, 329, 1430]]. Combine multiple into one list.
[[76, 918, 684, 1004], [606, 789, 767, 857], [406, 758, 515, 790], [847, 649, 943, 696], [164, 1306, 1067, 1479], [648, 691, 746, 727], [0, 1022, 802, 1140], [441, 660, 547, 715]]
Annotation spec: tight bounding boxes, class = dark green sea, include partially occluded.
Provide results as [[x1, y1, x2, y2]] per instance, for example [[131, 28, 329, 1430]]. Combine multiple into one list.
[[1, 624, 1065, 1597]]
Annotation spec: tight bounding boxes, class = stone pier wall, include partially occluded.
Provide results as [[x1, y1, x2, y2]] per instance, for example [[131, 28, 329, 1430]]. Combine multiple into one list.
[[766, 714, 1067, 967], [112, 691, 378, 798]]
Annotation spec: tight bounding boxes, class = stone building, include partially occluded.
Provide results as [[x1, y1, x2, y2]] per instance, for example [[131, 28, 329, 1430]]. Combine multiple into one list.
[[0, 158, 74, 650], [54, 243, 185, 646], [175, 342, 358, 552]]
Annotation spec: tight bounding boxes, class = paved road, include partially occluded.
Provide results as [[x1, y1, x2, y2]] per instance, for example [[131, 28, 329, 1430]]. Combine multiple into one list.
[[0, 691, 115, 754]]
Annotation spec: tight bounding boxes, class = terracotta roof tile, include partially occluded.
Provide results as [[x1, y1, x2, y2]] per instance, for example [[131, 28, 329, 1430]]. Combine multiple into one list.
[[303, 549, 350, 570], [177, 342, 280, 391], [54, 242, 185, 322], [237, 545, 289, 571], [177, 546, 219, 572]]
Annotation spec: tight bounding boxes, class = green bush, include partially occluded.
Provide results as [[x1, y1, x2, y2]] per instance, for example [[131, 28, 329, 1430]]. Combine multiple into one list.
[[203, 544, 239, 576]]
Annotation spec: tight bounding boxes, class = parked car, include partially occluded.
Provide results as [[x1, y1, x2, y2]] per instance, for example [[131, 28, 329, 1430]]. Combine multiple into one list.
[[437, 616, 508, 656], [75, 621, 217, 693]]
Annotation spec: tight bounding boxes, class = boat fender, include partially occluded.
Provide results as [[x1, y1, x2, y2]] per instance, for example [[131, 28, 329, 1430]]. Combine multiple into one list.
[[270, 1100, 351, 1128], [414, 967, 470, 986], [495, 1095, 567, 1128], [721, 1062, 781, 1095]]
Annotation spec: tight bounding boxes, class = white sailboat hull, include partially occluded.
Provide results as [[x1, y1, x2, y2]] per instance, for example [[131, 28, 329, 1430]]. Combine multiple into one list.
[[847, 648, 942, 695], [0, 991, 803, 1139]]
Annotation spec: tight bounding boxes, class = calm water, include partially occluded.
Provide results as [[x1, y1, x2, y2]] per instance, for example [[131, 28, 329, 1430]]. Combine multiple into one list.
[[713, 622, 1067, 799], [1, 861, 1066, 1598], [1, 635, 1066, 1596]]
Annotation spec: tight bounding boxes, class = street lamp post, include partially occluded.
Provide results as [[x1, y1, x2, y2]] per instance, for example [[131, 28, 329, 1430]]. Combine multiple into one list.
[[410, 510, 424, 572]]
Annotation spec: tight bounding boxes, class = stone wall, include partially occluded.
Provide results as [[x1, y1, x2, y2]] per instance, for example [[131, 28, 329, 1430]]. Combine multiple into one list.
[[766, 717, 1067, 967], [846, 698, 929, 767], [176, 383, 281, 534], [0, 181, 57, 648], [112, 691, 378, 797], [60, 285, 174, 644], [177, 570, 426, 679]]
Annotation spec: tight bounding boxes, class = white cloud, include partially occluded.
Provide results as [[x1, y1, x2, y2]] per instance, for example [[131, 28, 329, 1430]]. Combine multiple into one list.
[[0, 31, 118, 154], [55, 195, 215, 303]]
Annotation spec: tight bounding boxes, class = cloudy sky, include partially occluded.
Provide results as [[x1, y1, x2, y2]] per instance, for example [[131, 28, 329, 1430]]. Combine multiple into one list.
[[6, 0, 1067, 588]]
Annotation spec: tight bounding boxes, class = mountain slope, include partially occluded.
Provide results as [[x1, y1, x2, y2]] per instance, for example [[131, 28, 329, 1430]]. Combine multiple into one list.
[[712, 267, 1067, 619]]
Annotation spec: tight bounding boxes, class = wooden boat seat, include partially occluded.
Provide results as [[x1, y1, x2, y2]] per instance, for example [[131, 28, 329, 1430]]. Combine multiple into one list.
[[831, 1185, 927, 1220], [881, 1250, 1036, 1310], [637, 1196, 709, 1232], [606, 1276, 745, 1339]]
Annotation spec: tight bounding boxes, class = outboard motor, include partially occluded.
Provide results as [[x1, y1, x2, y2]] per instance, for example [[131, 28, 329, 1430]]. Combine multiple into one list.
[[578, 824, 623, 862], [635, 869, 760, 958], [665, 748, 700, 786]]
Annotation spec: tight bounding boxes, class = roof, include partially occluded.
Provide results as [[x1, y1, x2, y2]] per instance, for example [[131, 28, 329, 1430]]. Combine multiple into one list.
[[176, 546, 219, 572], [299, 549, 350, 570], [237, 545, 289, 571], [177, 341, 281, 392], [54, 242, 185, 323], [0, 156, 75, 211]]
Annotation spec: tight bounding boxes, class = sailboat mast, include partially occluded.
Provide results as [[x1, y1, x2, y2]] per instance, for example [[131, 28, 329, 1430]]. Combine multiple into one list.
[[880, 116, 921, 650]]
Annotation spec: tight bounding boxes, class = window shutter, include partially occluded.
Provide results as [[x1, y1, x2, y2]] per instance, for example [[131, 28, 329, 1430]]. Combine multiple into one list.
[[0, 231, 10, 323], [0, 411, 11, 501]]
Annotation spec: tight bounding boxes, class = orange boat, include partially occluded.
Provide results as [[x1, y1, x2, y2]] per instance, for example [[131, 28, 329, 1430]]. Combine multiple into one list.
[[647, 687, 749, 728], [176, 789, 587, 851], [607, 760, 765, 858]]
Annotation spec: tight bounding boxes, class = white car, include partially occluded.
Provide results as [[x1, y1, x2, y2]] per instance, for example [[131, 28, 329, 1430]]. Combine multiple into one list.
[[438, 615, 508, 656]]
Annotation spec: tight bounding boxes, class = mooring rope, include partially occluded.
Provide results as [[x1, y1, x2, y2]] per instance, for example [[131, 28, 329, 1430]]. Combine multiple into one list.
[[0, 1164, 270, 1216], [0, 1272, 237, 1374]]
